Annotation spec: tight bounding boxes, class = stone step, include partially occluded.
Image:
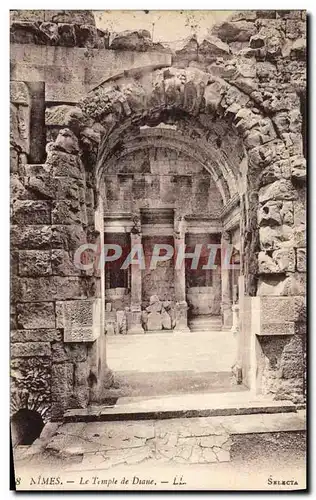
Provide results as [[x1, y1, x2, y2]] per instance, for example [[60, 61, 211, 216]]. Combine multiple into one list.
[[188, 316, 222, 331], [64, 392, 296, 423], [189, 324, 222, 332]]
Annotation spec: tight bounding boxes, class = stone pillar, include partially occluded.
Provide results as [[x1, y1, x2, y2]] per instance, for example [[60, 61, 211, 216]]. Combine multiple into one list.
[[173, 215, 190, 332], [88, 192, 113, 402], [231, 304, 240, 334], [221, 231, 233, 329], [127, 231, 144, 334], [231, 282, 239, 335]]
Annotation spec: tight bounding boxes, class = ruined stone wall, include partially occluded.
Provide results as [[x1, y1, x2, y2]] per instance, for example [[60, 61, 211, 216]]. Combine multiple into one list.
[[10, 80, 105, 419], [103, 147, 223, 216], [10, 10, 171, 104], [10, 9, 306, 416]]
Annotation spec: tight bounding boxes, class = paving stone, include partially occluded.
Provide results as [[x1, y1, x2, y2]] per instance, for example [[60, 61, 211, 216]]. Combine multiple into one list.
[[202, 448, 218, 463], [214, 448, 230, 462]]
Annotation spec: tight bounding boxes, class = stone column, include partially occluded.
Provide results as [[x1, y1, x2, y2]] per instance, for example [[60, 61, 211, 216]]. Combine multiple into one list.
[[221, 231, 233, 329], [127, 231, 144, 334], [173, 215, 190, 332]]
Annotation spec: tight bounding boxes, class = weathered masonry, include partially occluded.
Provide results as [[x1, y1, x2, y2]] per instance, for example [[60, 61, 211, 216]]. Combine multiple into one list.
[[10, 10, 306, 422]]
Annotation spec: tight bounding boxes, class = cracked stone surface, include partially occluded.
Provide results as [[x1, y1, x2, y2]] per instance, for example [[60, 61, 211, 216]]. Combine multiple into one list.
[[13, 411, 305, 471]]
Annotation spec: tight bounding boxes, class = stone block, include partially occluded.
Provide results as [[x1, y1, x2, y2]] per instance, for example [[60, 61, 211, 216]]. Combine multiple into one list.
[[10, 305, 17, 330], [11, 342, 51, 358], [38, 22, 59, 44], [293, 225, 306, 248], [53, 128, 79, 154], [257, 272, 306, 296], [260, 160, 291, 186], [45, 104, 77, 127], [44, 10, 95, 25], [51, 342, 68, 363], [147, 311, 162, 331], [10, 81, 30, 106], [258, 252, 280, 274], [56, 298, 102, 342], [161, 309, 172, 329], [10, 147, 19, 175], [286, 20, 306, 40], [276, 10, 302, 19], [295, 321, 306, 336], [296, 248, 306, 272], [259, 180, 297, 203], [51, 249, 81, 276], [56, 23, 76, 47], [293, 296, 306, 322], [10, 21, 40, 44], [17, 276, 91, 302], [18, 250, 52, 276], [74, 362, 89, 386], [258, 201, 282, 226], [51, 225, 87, 251], [110, 30, 152, 51], [25, 172, 56, 201], [11, 329, 61, 343], [10, 250, 19, 276], [46, 150, 83, 179], [11, 225, 52, 250], [291, 156, 306, 182], [10, 10, 45, 23], [57, 276, 94, 300], [212, 21, 256, 43], [52, 342, 87, 363], [280, 201, 294, 225], [261, 296, 299, 322], [51, 363, 74, 401], [259, 322, 295, 335], [280, 335, 305, 379], [10, 103, 30, 154], [72, 385, 89, 409], [17, 277, 55, 302], [290, 38, 306, 60], [74, 25, 99, 49], [16, 302, 55, 329], [273, 247, 295, 272], [204, 81, 225, 112], [259, 225, 293, 250], [199, 36, 230, 59], [12, 200, 51, 225], [51, 200, 82, 225], [54, 176, 83, 201]]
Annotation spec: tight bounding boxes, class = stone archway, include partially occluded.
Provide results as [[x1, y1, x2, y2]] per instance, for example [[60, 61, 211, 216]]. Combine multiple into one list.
[[11, 62, 306, 419], [51, 65, 303, 401]]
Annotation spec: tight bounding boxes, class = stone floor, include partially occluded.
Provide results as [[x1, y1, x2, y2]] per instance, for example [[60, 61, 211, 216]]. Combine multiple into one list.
[[106, 330, 238, 398], [107, 330, 237, 373], [13, 411, 306, 491]]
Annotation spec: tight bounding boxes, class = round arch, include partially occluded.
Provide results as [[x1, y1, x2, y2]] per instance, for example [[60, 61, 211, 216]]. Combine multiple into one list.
[[40, 64, 304, 407]]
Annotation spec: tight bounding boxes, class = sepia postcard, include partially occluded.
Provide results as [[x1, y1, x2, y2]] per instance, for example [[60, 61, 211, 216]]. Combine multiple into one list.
[[10, 8, 307, 491]]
